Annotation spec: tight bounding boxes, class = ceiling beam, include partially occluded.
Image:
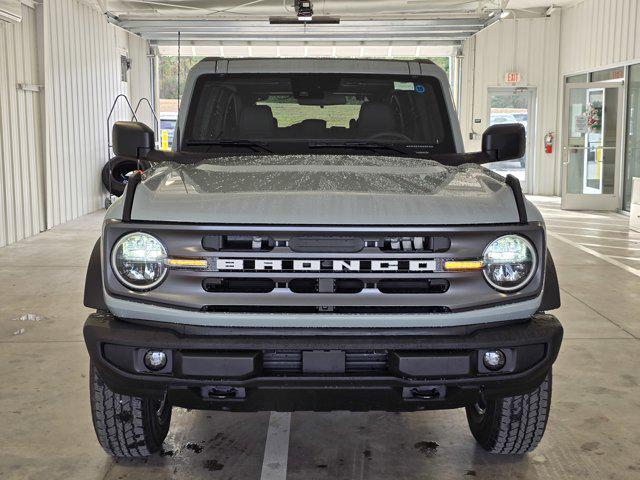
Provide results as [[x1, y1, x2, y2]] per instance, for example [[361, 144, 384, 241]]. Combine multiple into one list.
[[117, 18, 485, 43], [151, 39, 462, 48]]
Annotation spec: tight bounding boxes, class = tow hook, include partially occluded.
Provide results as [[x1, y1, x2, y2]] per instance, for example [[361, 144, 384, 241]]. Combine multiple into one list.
[[202, 386, 246, 400], [403, 385, 446, 400], [474, 389, 488, 415]]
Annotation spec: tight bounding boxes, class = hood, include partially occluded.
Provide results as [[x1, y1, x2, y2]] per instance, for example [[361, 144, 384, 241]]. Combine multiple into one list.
[[128, 155, 525, 225]]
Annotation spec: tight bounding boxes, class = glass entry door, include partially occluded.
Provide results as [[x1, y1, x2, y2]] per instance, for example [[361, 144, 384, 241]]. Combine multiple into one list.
[[486, 88, 536, 192], [562, 83, 623, 210]]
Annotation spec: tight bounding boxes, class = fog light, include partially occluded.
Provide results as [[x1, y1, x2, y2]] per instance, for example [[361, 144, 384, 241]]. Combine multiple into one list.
[[144, 350, 167, 371], [483, 350, 506, 371]]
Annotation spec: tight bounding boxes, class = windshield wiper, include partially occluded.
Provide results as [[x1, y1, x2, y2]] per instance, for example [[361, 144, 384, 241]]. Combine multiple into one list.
[[185, 139, 274, 154], [308, 141, 419, 157]]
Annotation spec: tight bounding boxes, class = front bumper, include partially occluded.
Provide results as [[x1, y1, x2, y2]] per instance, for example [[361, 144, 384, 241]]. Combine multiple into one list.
[[84, 313, 563, 412]]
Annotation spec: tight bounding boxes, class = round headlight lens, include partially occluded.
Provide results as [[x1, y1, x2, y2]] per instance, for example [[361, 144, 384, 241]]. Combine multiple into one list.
[[482, 235, 536, 292], [111, 232, 167, 290]]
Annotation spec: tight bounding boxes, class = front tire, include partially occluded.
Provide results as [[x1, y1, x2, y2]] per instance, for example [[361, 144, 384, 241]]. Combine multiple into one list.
[[89, 363, 171, 458], [466, 371, 552, 454]]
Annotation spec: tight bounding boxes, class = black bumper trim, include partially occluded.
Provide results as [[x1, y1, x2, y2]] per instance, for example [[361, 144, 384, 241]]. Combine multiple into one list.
[[83, 313, 563, 412]]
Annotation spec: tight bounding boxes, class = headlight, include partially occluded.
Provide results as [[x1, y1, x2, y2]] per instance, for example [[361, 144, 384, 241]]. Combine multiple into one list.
[[111, 232, 167, 291], [482, 235, 537, 292]]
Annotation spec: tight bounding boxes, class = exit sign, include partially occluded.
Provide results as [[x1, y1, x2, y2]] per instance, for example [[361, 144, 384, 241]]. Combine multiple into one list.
[[505, 72, 521, 83]]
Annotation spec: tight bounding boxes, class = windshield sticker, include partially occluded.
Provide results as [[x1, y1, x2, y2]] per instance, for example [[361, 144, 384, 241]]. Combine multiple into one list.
[[415, 84, 426, 94], [394, 81, 415, 91]]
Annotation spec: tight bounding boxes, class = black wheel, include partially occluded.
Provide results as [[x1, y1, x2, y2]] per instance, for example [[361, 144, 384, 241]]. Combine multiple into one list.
[[466, 371, 552, 455], [89, 363, 171, 458], [101, 156, 149, 197]]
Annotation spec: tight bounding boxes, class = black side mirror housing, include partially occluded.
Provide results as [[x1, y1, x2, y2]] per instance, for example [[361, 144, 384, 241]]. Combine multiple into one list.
[[482, 123, 525, 161], [112, 121, 155, 158]]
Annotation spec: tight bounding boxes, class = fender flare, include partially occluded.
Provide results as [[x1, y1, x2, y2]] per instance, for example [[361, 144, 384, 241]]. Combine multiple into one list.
[[540, 250, 561, 311], [84, 238, 107, 310]]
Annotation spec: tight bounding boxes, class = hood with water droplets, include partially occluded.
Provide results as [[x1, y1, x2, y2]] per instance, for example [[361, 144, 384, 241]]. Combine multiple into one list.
[[128, 155, 526, 225]]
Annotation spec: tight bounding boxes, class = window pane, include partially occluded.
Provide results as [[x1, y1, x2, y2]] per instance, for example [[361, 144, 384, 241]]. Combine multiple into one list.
[[624, 64, 640, 210], [591, 67, 625, 83], [566, 74, 588, 83]]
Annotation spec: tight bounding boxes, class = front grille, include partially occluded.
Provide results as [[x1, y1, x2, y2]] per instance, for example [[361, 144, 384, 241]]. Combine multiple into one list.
[[288, 278, 364, 294], [379, 236, 450, 252], [203, 278, 275, 293], [263, 350, 389, 374], [105, 223, 545, 315], [203, 234, 275, 251], [377, 279, 449, 294], [202, 234, 452, 254]]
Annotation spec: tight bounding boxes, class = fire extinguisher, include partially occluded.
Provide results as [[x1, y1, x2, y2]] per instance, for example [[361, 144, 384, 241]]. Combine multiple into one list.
[[544, 132, 554, 154]]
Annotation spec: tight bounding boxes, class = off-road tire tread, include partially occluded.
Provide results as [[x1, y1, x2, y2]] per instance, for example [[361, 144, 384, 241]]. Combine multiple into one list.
[[466, 372, 551, 455], [89, 363, 170, 457]]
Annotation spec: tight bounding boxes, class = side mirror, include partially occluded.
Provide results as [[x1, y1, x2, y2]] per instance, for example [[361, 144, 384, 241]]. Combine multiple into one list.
[[482, 123, 525, 161], [112, 121, 155, 158]]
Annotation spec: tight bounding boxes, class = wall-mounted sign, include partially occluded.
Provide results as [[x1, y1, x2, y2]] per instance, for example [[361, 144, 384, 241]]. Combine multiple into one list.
[[505, 72, 521, 84]]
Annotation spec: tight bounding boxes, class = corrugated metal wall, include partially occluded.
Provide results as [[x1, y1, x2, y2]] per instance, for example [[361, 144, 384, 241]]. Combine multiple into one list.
[[560, 0, 640, 75], [44, 0, 152, 229], [459, 0, 640, 197], [0, 4, 45, 247], [458, 15, 562, 195], [0, 1, 152, 247]]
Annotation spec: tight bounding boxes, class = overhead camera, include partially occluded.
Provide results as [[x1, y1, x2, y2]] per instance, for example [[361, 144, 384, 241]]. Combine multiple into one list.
[[296, 0, 313, 21]]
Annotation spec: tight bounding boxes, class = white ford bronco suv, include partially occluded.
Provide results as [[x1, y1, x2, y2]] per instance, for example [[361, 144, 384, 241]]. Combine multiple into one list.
[[83, 58, 562, 458]]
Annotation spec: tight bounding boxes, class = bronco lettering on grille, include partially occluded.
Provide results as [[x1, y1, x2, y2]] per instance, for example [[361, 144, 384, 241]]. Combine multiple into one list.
[[215, 259, 436, 272]]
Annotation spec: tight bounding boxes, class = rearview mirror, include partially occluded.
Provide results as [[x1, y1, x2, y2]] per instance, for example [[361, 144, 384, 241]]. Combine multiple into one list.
[[112, 121, 155, 158], [482, 123, 525, 162]]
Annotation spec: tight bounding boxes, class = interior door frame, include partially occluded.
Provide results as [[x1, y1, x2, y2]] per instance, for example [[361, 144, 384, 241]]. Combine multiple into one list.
[[561, 82, 625, 211], [486, 87, 537, 193]]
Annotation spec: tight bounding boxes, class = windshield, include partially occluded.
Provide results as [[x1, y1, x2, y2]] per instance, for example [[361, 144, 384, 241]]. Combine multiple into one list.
[[182, 73, 456, 154]]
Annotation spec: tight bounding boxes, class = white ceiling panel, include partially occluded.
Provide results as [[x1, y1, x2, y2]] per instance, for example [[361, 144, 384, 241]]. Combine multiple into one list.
[[157, 42, 459, 57], [106, 1, 506, 20], [106, 0, 566, 54]]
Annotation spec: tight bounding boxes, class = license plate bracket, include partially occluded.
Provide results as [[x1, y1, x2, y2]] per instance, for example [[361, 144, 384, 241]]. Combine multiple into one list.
[[302, 350, 346, 374]]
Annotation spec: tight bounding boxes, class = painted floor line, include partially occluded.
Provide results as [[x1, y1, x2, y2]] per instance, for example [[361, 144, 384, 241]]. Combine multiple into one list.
[[547, 221, 630, 229], [542, 216, 629, 224], [556, 233, 640, 243], [577, 243, 640, 251], [547, 225, 637, 234], [539, 211, 626, 220], [260, 412, 291, 480], [548, 232, 640, 278], [608, 255, 640, 261], [542, 216, 628, 225]]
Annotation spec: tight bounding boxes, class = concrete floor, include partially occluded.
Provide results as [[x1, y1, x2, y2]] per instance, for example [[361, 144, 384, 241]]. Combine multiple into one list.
[[1, 198, 640, 480]]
